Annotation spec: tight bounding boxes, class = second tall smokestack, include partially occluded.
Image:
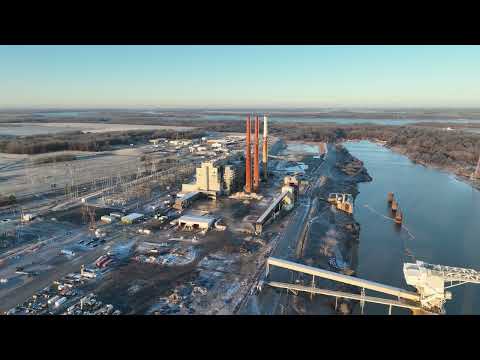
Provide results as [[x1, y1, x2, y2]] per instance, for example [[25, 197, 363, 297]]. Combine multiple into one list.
[[262, 114, 268, 180], [245, 115, 252, 193], [253, 115, 260, 192]]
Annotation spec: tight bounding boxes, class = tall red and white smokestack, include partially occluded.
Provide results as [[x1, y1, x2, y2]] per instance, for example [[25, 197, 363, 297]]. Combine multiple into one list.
[[245, 114, 252, 193], [253, 114, 260, 192], [262, 114, 268, 180]]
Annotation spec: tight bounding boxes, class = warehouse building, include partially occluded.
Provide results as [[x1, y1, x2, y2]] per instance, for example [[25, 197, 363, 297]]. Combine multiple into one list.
[[173, 191, 201, 210], [177, 215, 216, 231], [121, 213, 144, 224]]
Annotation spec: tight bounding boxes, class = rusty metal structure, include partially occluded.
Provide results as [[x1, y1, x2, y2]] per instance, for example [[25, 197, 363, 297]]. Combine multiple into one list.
[[327, 193, 354, 215], [395, 209, 403, 224], [262, 114, 268, 180], [253, 115, 260, 192], [245, 115, 252, 193], [391, 199, 398, 212], [387, 192, 394, 204]]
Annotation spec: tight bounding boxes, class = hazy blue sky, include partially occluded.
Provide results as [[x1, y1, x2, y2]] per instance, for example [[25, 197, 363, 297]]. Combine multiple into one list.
[[1, 45, 479, 108]]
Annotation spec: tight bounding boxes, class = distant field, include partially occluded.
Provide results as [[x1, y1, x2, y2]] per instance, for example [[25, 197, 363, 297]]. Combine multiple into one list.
[[0, 122, 195, 137]]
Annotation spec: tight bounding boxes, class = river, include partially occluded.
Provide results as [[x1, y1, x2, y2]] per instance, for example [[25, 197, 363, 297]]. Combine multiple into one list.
[[29, 111, 480, 126], [344, 140, 480, 315]]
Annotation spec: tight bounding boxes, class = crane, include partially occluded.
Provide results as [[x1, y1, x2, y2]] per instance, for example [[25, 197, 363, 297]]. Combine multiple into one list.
[[265, 257, 480, 314], [403, 261, 480, 313]]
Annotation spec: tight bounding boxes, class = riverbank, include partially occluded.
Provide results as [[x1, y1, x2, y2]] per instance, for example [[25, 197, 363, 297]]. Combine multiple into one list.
[[344, 138, 480, 191], [388, 144, 480, 191], [296, 144, 372, 314]]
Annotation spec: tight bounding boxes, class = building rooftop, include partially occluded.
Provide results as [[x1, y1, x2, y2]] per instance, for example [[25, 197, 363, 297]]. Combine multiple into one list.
[[121, 213, 144, 221], [179, 191, 200, 201], [178, 214, 216, 225]]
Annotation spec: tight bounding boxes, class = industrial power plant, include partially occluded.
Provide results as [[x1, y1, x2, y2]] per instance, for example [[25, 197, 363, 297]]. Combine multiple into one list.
[[2, 108, 480, 317]]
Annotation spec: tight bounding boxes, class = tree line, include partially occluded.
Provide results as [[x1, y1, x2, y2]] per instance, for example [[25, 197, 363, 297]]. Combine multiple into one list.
[[0, 129, 207, 155]]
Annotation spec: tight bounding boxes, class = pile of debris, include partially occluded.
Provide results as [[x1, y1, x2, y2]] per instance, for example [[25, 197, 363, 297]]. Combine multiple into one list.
[[197, 252, 238, 271], [339, 158, 365, 176], [134, 245, 197, 266], [63, 293, 121, 315], [239, 241, 261, 255], [151, 282, 209, 315], [229, 192, 264, 201]]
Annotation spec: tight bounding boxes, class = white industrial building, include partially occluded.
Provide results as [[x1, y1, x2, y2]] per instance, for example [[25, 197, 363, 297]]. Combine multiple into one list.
[[177, 215, 216, 231], [121, 213, 144, 224], [173, 191, 201, 210], [181, 160, 240, 198], [169, 139, 193, 146]]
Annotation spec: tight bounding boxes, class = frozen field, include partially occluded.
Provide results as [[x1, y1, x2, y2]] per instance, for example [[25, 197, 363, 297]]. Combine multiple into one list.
[[0, 122, 195, 136], [0, 148, 144, 197]]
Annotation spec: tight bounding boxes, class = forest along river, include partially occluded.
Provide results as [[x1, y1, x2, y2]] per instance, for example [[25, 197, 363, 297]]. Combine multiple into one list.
[[344, 140, 480, 315]]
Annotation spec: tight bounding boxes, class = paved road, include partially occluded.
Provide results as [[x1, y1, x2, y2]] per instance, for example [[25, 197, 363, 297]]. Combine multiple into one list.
[[239, 145, 339, 314]]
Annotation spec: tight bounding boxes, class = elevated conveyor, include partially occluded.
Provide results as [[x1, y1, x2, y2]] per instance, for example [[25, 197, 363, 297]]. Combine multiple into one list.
[[255, 192, 289, 234], [266, 257, 420, 302]]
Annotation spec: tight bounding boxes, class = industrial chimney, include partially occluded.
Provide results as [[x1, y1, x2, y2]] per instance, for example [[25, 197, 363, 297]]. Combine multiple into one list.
[[262, 114, 268, 180], [253, 115, 260, 192], [245, 115, 252, 193]]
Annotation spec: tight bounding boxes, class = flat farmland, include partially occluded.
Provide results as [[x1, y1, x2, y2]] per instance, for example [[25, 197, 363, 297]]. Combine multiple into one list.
[[0, 122, 195, 137]]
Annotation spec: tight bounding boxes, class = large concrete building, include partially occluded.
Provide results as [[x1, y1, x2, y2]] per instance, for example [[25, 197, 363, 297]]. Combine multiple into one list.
[[223, 165, 236, 195], [181, 160, 242, 197]]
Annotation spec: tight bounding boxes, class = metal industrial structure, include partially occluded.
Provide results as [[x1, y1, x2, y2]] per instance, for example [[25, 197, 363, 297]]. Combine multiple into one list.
[[253, 115, 260, 192], [245, 115, 252, 193], [255, 177, 298, 234], [327, 193, 354, 215], [403, 260, 480, 313], [245, 113, 269, 193], [262, 114, 269, 180], [264, 257, 480, 314]]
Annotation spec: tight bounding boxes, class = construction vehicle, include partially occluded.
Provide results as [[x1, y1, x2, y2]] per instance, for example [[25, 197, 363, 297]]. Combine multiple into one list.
[[327, 193, 354, 215]]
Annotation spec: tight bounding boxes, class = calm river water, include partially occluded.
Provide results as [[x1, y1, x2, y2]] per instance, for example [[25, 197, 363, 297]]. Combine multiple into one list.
[[344, 141, 480, 315], [30, 111, 480, 126]]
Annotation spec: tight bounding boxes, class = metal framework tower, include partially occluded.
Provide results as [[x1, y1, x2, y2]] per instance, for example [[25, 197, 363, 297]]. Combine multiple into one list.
[[245, 115, 252, 193], [253, 114, 260, 192]]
